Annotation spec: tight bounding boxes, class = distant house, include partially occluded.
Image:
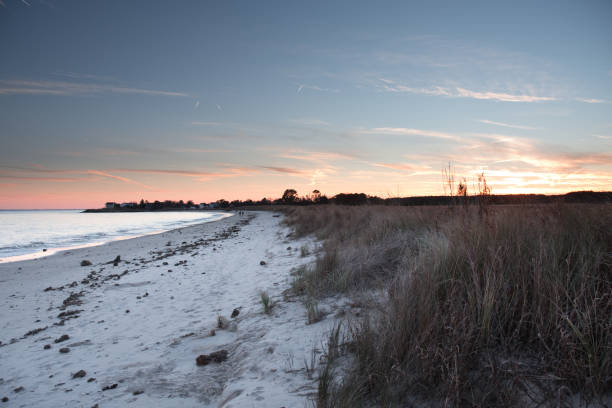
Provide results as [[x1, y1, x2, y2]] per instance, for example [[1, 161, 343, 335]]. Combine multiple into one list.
[[105, 202, 117, 209], [119, 202, 137, 208]]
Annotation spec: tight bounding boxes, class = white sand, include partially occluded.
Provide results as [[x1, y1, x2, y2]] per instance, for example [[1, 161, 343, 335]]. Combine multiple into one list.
[[0, 211, 348, 407]]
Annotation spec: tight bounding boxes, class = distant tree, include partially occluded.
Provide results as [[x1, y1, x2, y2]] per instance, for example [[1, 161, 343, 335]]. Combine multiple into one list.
[[216, 199, 229, 208], [282, 189, 298, 204], [139, 199, 145, 209], [333, 193, 368, 205], [186, 200, 195, 207], [311, 190, 321, 203]]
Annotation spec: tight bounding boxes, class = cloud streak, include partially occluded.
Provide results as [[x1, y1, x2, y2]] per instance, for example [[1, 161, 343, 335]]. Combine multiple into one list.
[[575, 97, 607, 104], [297, 84, 339, 93], [362, 127, 462, 141], [0, 79, 189, 97], [259, 166, 305, 175], [478, 119, 536, 130], [111, 167, 257, 182], [378, 78, 556, 103], [86, 170, 153, 189]]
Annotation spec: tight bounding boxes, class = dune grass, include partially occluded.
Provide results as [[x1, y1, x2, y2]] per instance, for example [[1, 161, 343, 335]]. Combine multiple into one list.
[[284, 203, 612, 407]]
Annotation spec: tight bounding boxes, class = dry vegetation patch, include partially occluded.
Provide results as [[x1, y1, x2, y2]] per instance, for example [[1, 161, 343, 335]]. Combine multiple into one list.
[[284, 204, 612, 407]]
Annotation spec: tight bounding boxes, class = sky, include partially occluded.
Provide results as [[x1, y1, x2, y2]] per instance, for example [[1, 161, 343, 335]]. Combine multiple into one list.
[[1, 0, 611, 209]]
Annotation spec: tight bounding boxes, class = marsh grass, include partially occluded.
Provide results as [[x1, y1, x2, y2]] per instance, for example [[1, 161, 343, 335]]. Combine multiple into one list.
[[285, 204, 612, 407], [260, 291, 272, 314], [306, 298, 323, 324]]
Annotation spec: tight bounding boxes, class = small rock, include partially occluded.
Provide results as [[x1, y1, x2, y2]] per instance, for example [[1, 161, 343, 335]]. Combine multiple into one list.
[[42, 248, 47, 252], [132, 390, 144, 395], [259, 260, 266, 265], [231, 308, 240, 318], [54, 334, 70, 343], [162, 262, 168, 265], [125, 310, 130, 313], [287, 246, 291, 250], [44, 344, 51, 350], [72, 370, 86, 379], [102, 383, 118, 391], [209, 329, 216, 336], [87, 378, 96, 383], [195, 349, 228, 366], [80, 260, 92, 267], [1, 397, 8, 402], [13, 386, 24, 393], [112, 256, 120, 266], [59, 347, 70, 353], [217, 316, 230, 329]]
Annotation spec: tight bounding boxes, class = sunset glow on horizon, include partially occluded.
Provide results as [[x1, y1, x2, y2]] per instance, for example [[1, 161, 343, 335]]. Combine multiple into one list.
[[1, 1, 611, 209]]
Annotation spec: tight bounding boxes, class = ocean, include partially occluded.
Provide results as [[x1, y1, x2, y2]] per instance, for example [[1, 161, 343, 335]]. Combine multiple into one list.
[[0, 210, 230, 262]]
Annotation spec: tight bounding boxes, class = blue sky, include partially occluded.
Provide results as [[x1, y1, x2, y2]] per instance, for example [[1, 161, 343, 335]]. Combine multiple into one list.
[[1, 0, 611, 208]]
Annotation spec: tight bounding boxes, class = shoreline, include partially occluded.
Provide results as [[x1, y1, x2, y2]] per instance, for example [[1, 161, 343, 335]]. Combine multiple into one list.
[[0, 211, 234, 264], [0, 211, 345, 407]]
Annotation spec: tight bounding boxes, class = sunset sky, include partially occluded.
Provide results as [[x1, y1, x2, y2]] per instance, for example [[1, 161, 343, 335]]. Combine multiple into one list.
[[1, 0, 611, 209]]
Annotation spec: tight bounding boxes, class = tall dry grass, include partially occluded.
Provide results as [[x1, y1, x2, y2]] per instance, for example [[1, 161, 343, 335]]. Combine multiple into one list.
[[284, 204, 612, 407]]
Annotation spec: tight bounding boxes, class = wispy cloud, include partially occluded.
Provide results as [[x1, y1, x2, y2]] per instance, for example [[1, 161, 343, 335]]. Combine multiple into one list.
[[362, 127, 462, 141], [378, 78, 556, 103], [594, 134, 612, 140], [111, 167, 257, 182], [0, 165, 153, 188], [278, 149, 356, 163], [0, 175, 82, 182], [0, 79, 189, 97], [478, 119, 536, 130], [456, 88, 555, 102], [297, 84, 339, 93], [259, 166, 305, 175], [53, 71, 117, 82], [288, 118, 330, 126], [86, 170, 153, 189], [575, 97, 607, 104]]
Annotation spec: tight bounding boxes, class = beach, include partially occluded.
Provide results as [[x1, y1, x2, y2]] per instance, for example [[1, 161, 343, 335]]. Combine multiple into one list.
[[0, 211, 347, 407]]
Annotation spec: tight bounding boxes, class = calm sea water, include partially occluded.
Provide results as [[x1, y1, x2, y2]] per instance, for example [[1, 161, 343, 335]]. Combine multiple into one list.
[[0, 210, 230, 262]]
